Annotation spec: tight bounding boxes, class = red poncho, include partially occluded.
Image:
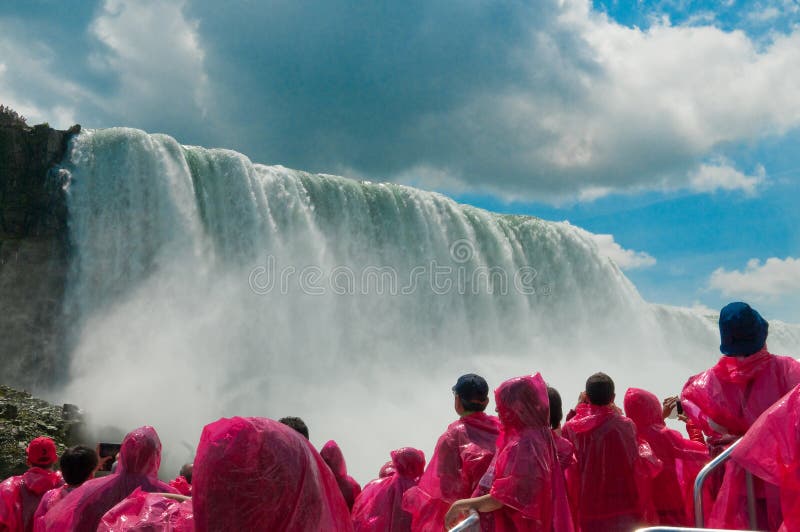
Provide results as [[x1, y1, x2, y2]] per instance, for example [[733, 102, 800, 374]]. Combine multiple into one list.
[[0, 467, 62, 532], [731, 383, 800, 532], [320, 440, 362, 510], [43, 426, 175, 531], [168, 476, 191, 496], [563, 400, 661, 532], [624, 388, 709, 526], [402, 411, 499, 532], [681, 348, 800, 448], [32, 485, 76, 532], [681, 348, 800, 528], [192, 417, 352, 532], [97, 487, 193, 531], [352, 447, 425, 532], [488, 374, 573, 532]]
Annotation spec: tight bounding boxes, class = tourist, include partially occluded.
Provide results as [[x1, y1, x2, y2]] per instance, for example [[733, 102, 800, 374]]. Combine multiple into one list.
[[624, 388, 708, 525], [192, 416, 352, 531], [352, 447, 425, 532], [0, 437, 62, 532], [43, 426, 175, 531], [320, 440, 361, 510], [444, 374, 573, 531], [32, 445, 99, 530], [729, 383, 800, 531], [562, 373, 660, 532], [682, 302, 800, 529], [403, 373, 500, 532]]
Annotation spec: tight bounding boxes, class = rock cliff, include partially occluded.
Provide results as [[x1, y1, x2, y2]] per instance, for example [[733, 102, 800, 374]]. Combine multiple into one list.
[[0, 113, 80, 390]]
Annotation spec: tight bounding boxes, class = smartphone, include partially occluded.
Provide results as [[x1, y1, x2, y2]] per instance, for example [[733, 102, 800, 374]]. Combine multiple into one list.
[[98, 443, 122, 471], [676, 400, 683, 415]]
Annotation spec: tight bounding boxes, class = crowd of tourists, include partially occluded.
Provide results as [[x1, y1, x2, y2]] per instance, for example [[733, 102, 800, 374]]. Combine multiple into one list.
[[1, 301, 799, 531]]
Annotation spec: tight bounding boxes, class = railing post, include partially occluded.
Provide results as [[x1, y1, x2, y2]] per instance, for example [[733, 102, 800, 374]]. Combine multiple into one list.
[[745, 470, 757, 530], [693, 437, 743, 528]]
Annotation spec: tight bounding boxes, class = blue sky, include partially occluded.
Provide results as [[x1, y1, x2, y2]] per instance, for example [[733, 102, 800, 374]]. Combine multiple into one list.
[[1, 0, 798, 321]]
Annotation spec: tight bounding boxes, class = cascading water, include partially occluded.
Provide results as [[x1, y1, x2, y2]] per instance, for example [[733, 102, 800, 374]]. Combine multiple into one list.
[[57, 128, 800, 481]]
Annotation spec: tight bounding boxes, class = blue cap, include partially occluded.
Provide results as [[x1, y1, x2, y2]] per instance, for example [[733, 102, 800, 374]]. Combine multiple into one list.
[[719, 302, 768, 356], [452, 374, 489, 401]]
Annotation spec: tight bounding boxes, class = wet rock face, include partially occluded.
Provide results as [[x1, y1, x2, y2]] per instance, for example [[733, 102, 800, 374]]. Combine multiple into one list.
[[0, 120, 79, 389], [0, 385, 86, 479]]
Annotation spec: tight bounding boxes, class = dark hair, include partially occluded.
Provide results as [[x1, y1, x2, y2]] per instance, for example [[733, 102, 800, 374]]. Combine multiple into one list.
[[453, 374, 489, 412], [279, 417, 309, 440], [457, 395, 488, 413], [585, 372, 615, 406], [59, 445, 98, 486], [546, 386, 563, 429], [180, 463, 193, 484]]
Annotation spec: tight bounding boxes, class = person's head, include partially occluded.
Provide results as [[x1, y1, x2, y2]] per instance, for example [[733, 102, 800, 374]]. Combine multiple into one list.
[[390, 447, 426, 480], [26, 436, 57, 469], [118, 426, 162, 476], [180, 462, 193, 484], [60, 445, 99, 486], [623, 388, 663, 430], [452, 373, 490, 415], [320, 440, 347, 478], [378, 460, 395, 478], [547, 386, 563, 430], [494, 373, 550, 430], [585, 372, 615, 406], [278, 417, 309, 440], [719, 302, 768, 356]]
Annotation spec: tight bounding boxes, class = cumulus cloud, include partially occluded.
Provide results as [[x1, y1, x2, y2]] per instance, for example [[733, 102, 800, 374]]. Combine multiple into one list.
[[88, 0, 211, 130], [589, 233, 657, 270], [709, 257, 800, 298], [3, 0, 800, 201], [689, 160, 765, 194]]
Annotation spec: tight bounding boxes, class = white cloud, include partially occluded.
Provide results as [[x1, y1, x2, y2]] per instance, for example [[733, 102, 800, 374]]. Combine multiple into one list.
[[709, 257, 800, 298], [0, 37, 85, 128], [689, 160, 765, 194], [89, 0, 210, 124], [589, 233, 657, 270], [4, 0, 800, 201]]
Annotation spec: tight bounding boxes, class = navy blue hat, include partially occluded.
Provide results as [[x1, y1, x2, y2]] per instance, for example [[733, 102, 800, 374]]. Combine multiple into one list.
[[719, 302, 768, 356], [452, 374, 489, 401]]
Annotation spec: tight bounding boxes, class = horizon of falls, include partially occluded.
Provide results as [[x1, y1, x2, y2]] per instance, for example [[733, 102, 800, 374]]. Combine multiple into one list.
[[56, 127, 800, 482]]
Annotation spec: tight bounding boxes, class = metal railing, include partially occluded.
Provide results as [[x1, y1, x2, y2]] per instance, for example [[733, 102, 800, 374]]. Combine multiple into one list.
[[693, 437, 757, 530], [448, 511, 479, 532]]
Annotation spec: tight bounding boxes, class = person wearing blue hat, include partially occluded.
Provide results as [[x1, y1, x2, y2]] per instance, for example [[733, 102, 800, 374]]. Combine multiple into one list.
[[680, 302, 800, 529]]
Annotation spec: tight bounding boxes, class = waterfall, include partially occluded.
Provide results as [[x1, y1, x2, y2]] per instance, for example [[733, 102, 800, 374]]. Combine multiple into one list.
[[57, 127, 799, 481]]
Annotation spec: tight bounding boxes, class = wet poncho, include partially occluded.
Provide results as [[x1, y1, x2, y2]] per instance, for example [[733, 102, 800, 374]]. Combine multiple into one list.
[[192, 417, 352, 532], [97, 487, 193, 531], [168, 476, 191, 497], [402, 411, 499, 532], [320, 440, 361, 510], [487, 373, 573, 532], [624, 388, 709, 526], [681, 348, 800, 528], [32, 485, 77, 532], [681, 348, 800, 449], [731, 383, 800, 532], [0, 467, 62, 532], [352, 447, 426, 532], [563, 399, 661, 532], [43, 426, 175, 531]]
